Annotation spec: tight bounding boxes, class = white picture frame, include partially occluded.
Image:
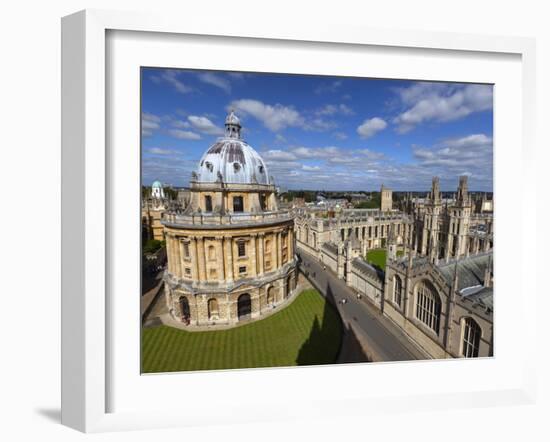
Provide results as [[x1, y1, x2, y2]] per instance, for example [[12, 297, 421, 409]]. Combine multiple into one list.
[[61, 9, 537, 433]]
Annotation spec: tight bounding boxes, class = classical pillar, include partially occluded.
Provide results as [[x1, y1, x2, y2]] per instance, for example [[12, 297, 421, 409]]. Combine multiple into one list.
[[258, 233, 265, 275], [197, 237, 206, 281], [190, 236, 199, 281], [276, 231, 283, 268], [250, 233, 258, 277], [174, 236, 182, 277], [168, 234, 176, 274], [216, 236, 225, 280], [165, 235, 172, 273], [288, 227, 294, 258], [224, 236, 234, 282]]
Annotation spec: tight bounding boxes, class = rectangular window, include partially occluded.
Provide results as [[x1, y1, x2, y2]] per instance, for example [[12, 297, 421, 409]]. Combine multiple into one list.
[[184, 267, 191, 277], [183, 242, 190, 258], [205, 195, 212, 212], [237, 241, 246, 257], [233, 196, 244, 212], [260, 194, 267, 210], [239, 266, 247, 275]]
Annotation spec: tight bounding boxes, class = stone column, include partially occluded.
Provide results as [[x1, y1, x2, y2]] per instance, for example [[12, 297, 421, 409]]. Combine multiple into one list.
[[190, 236, 199, 281], [258, 233, 265, 275], [169, 234, 176, 274], [250, 233, 258, 277], [277, 231, 283, 268], [224, 236, 234, 282], [174, 236, 182, 277], [288, 228, 294, 258], [165, 235, 172, 274], [197, 237, 206, 281], [216, 236, 225, 280]]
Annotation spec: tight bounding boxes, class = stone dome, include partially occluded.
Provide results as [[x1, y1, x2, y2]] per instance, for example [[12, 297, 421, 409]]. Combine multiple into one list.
[[195, 111, 270, 185]]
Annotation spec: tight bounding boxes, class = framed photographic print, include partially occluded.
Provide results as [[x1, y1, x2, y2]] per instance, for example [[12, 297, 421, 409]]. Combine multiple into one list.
[[61, 9, 537, 433]]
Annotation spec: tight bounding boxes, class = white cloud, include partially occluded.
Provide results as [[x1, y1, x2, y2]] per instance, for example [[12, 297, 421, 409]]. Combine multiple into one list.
[[187, 115, 224, 135], [159, 70, 193, 94], [305, 117, 338, 131], [262, 149, 298, 161], [147, 147, 175, 155], [315, 103, 354, 116], [167, 129, 201, 140], [314, 80, 343, 94], [291, 146, 341, 159], [197, 72, 231, 93], [172, 120, 191, 129], [411, 133, 493, 180], [357, 117, 387, 139], [393, 83, 493, 133], [142, 112, 161, 137], [302, 165, 321, 171], [229, 99, 304, 132], [333, 132, 348, 140], [355, 149, 386, 160]]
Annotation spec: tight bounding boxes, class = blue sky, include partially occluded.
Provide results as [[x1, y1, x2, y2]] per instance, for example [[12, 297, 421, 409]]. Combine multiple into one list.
[[142, 68, 493, 191]]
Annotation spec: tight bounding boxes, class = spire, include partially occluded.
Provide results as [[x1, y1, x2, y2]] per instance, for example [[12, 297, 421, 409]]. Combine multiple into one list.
[[457, 175, 469, 206], [430, 176, 441, 204]]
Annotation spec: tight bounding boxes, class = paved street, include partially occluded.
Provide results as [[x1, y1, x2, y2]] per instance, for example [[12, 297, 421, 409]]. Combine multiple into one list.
[[297, 250, 428, 362]]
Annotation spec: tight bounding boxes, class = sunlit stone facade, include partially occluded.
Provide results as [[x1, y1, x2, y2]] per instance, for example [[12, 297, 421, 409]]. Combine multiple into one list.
[[162, 111, 297, 327]]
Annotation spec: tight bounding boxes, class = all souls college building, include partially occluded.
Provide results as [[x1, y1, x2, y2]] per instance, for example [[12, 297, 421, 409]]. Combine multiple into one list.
[[295, 176, 494, 359], [160, 111, 297, 326]]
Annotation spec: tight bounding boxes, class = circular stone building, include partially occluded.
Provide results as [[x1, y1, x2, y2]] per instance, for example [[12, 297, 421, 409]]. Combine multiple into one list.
[[162, 111, 297, 327]]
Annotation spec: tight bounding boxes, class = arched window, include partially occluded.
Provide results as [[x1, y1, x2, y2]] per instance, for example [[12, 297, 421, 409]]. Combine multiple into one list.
[[207, 298, 219, 320], [461, 317, 481, 358], [286, 275, 294, 298], [267, 286, 275, 305], [237, 293, 251, 320], [415, 280, 441, 334], [179, 296, 190, 323], [393, 275, 403, 307]]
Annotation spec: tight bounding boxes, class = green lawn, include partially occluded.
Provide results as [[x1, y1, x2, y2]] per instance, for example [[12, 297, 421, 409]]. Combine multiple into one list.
[[365, 248, 404, 271], [141, 289, 342, 373], [366, 249, 387, 270]]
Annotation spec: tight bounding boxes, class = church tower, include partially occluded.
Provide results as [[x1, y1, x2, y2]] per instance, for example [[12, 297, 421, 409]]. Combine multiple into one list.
[[444, 175, 472, 260], [380, 184, 393, 211], [421, 177, 442, 256]]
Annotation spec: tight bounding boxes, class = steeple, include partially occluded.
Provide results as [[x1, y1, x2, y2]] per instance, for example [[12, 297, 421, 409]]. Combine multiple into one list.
[[430, 176, 441, 204], [456, 175, 470, 206], [224, 109, 242, 139]]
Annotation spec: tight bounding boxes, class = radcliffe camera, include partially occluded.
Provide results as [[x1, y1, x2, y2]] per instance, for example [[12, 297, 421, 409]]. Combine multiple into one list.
[[140, 69, 493, 373]]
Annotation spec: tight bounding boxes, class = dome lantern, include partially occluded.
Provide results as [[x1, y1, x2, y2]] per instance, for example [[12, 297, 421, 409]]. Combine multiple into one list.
[[224, 109, 242, 139]]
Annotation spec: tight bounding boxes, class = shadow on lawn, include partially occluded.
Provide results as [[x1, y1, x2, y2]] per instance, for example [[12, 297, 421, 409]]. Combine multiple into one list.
[[296, 278, 369, 365]]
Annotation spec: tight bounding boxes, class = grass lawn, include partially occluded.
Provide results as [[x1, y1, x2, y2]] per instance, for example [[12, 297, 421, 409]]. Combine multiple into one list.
[[366, 249, 387, 270], [141, 289, 342, 373], [365, 248, 405, 271]]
